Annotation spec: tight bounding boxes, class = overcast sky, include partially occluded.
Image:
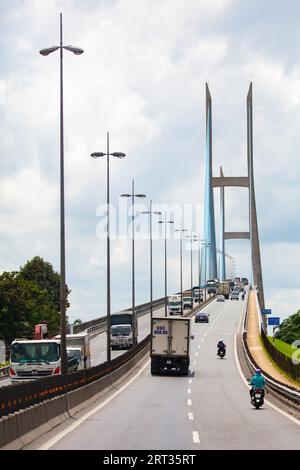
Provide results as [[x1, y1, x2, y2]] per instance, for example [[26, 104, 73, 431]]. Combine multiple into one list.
[[1, 0, 300, 323]]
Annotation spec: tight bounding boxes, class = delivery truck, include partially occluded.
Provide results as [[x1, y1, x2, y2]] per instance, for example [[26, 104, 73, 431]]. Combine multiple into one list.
[[150, 317, 193, 376], [217, 281, 230, 299]]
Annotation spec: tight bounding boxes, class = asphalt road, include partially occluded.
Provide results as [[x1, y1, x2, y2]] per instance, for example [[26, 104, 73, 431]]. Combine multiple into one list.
[[36, 298, 300, 450]]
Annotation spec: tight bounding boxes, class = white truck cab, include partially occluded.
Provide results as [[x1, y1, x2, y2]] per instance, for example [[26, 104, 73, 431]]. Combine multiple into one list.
[[111, 324, 133, 349], [10, 339, 62, 381]]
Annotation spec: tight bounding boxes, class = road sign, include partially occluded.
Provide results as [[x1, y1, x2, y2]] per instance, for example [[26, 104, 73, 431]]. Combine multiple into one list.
[[261, 309, 272, 315], [268, 317, 280, 326]]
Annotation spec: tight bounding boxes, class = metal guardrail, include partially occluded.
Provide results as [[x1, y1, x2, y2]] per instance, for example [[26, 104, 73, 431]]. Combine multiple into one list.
[[241, 289, 300, 407], [73, 297, 166, 334]]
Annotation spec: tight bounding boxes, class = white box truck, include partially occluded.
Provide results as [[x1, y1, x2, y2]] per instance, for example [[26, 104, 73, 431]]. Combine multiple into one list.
[[150, 317, 193, 375], [168, 295, 182, 315], [56, 333, 91, 370]]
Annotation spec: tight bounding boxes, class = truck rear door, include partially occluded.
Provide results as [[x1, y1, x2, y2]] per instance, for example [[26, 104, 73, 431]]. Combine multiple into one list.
[[170, 320, 189, 356], [151, 319, 169, 355]]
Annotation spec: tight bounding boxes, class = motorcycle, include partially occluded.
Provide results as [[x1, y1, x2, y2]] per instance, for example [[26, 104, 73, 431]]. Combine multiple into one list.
[[217, 347, 226, 359], [250, 388, 264, 409]]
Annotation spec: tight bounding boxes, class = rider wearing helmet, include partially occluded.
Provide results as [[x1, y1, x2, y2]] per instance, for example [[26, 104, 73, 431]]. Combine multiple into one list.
[[250, 369, 265, 397], [217, 339, 226, 355]]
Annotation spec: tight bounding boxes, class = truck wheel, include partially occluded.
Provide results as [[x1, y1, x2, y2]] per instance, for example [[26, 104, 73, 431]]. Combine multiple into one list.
[[178, 366, 189, 376], [151, 366, 160, 375]]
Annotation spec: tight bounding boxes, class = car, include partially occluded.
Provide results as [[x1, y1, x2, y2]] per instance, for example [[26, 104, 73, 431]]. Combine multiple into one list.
[[217, 295, 225, 302], [195, 312, 209, 323], [231, 291, 239, 300]]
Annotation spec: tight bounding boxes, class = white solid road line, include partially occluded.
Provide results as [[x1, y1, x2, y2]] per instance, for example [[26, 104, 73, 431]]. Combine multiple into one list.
[[233, 333, 300, 427], [192, 431, 200, 444], [39, 359, 151, 450]]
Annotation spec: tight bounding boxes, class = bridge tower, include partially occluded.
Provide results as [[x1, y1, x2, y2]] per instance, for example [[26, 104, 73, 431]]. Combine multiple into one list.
[[204, 82, 265, 309]]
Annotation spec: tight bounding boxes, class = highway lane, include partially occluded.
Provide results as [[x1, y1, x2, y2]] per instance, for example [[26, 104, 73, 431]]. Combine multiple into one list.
[[41, 298, 300, 450]]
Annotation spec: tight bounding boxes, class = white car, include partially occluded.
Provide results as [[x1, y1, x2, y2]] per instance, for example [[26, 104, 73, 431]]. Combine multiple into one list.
[[217, 295, 225, 302]]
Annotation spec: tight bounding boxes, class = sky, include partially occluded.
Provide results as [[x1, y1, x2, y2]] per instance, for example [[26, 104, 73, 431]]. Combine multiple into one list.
[[1, 0, 300, 324]]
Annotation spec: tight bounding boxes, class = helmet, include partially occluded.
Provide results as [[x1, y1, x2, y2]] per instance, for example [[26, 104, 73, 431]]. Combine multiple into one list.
[[255, 368, 261, 375]]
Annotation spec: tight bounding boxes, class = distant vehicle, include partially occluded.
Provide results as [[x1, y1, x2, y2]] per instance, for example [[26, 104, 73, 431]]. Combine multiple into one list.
[[251, 388, 264, 409], [217, 294, 225, 302], [168, 295, 182, 315], [241, 277, 249, 286], [150, 317, 193, 375], [111, 324, 133, 350], [183, 296, 193, 310], [231, 291, 239, 300], [111, 310, 138, 347], [206, 279, 218, 294], [195, 312, 209, 323], [217, 281, 230, 299], [192, 287, 202, 303]]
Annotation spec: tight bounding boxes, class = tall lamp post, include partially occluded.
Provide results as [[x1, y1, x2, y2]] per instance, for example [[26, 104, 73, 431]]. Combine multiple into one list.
[[39, 13, 84, 375], [141, 202, 161, 324], [174, 228, 188, 313], [121, 181, 146, 348], [90, 132, 126, 368], [202, 241, 211, 302], [158, 214, 174, 316], [186, 234, 200, 301]]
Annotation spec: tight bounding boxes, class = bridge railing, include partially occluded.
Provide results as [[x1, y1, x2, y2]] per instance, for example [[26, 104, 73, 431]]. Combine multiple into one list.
[[73, 296, 166, 334], [260, 328, 300, 381]]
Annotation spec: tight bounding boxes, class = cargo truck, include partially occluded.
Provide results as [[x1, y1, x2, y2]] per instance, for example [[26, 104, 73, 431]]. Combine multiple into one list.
[[56, 333, 91, 369], [217, 281, 230, 299], [168, 295, 182, 315], [110, 310, 138, 348], [150, 317, 193, 375]]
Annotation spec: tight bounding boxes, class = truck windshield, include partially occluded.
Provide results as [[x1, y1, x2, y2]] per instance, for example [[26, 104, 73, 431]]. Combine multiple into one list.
[[169, 301, 181, 306], [111, 326, 131, 336], [67, 350, 81, 361], [11, 342, 59, 364]]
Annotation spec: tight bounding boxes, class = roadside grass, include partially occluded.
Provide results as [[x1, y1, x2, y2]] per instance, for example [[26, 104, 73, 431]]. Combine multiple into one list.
[[258, 336, 300, 387], [267, 337, 297, 359]]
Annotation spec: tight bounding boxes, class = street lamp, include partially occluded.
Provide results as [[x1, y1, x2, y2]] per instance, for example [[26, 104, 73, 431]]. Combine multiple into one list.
[[141, 202, 161, 324], [90, 132, 126, 368], [39, 13, 83, 375], [174, 228, 188, 313], [158, 214, 174, 316], [121, 180, 146, 348], [185, 234, 200, 302], [201, 241, 211, 302]]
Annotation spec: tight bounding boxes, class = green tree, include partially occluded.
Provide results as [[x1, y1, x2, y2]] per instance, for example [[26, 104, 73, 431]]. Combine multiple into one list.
[[19, 256, 70, 312], [275, 311, 300, 344], [0, 271, 60, 345]]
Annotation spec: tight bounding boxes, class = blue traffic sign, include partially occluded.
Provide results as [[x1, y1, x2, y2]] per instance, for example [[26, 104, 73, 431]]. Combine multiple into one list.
[[262, 309, 272, 315], [268, 317, 280, 326]]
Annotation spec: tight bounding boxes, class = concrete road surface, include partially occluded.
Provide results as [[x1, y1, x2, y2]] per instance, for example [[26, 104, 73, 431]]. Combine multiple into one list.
[[32, 299, 300, 450]]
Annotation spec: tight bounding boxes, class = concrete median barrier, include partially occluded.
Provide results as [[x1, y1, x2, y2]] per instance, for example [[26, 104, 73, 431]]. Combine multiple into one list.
[[0, 340, 150, 450]]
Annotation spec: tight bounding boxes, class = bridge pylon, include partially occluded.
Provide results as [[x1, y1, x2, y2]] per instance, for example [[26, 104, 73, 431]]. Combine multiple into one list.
[[204, 82, 265, 310]]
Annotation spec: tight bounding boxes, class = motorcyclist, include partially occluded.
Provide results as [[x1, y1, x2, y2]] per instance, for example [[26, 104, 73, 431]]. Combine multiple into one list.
[[249, 369, 265, 398], [217, 340, 226, 356]]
